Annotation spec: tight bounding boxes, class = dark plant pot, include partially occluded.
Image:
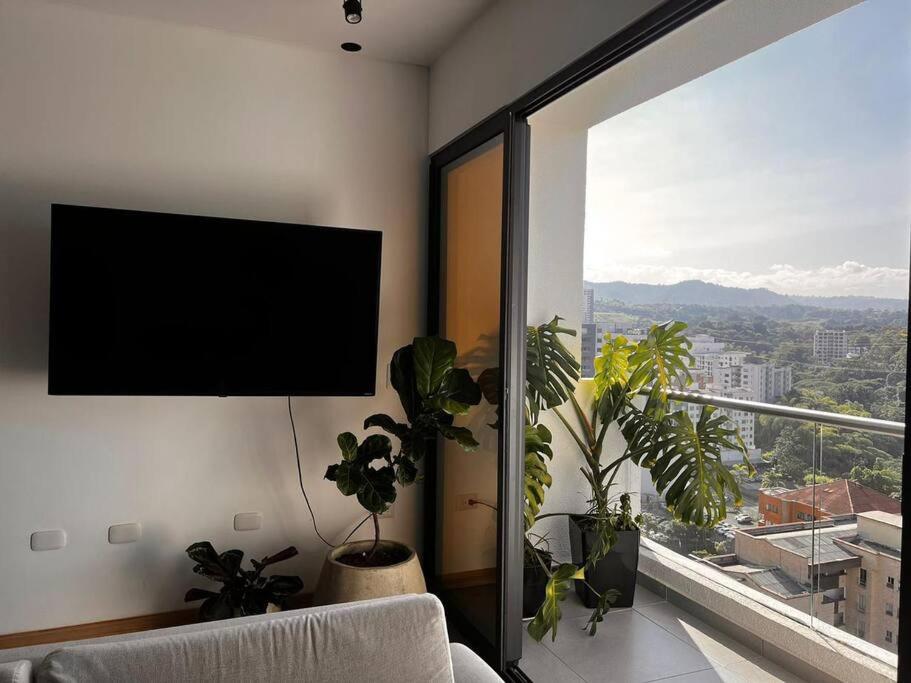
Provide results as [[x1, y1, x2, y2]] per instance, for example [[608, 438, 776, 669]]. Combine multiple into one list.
[[568, 515, 639, 609], [523, 562, 550, 619]]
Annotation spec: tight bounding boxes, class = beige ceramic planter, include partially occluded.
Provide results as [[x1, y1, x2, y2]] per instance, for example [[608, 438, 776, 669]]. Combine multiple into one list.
[[313, 540, 426, 606]]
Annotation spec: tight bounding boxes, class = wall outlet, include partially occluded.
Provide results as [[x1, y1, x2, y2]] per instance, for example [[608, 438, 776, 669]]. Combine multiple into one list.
[[234, 512, 263, 531], [108, 522, 141, 544], [456, 493, 479, 511], [30, 529, 67, 551]]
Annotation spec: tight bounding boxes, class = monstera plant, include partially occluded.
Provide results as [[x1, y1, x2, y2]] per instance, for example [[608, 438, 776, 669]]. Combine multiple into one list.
[[526, 320, 754, 642], [325, 336, 482, 563], [479, 317, 580, 617], [184, 542, 303, 621]]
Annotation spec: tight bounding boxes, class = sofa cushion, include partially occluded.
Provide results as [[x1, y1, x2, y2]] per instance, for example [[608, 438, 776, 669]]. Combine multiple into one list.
[[450, 644, 501, 682], [36, 594, 455, 683], [0, 659, 31, 683]]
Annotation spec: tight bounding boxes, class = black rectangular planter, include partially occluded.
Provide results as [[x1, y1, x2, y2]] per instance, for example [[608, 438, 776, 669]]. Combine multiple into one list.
[[568, 515, 640, 609], [522, 563, 550, 618]]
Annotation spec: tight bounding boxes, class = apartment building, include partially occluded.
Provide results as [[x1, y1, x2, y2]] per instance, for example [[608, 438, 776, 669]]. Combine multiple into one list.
[[583, 287, 594, 325], [706, 518, 859, 629], [740, 363, 793, 403], [834, 511, 902, 653], [813, 329, 848, 364], [705, 511, 901, 653], [759, 479, 901, 526]]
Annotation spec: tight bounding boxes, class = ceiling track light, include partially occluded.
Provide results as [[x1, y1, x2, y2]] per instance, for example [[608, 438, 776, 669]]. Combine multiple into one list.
[[343, 0, 362, 25]]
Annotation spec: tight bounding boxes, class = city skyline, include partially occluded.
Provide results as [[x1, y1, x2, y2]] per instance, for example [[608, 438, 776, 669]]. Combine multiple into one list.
[[584, 0, 911, 300]]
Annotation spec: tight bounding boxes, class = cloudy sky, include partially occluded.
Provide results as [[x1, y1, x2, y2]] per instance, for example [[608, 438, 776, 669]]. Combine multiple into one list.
[[584, 0, 910, 299]]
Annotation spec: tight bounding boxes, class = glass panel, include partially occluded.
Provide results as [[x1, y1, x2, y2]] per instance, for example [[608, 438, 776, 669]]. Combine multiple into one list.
[[815, 426, 903, 657], [435, 136, 504, 647]]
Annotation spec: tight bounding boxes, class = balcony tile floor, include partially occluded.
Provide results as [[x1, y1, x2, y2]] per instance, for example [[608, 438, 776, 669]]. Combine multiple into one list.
[[520, 587, 805, 682]]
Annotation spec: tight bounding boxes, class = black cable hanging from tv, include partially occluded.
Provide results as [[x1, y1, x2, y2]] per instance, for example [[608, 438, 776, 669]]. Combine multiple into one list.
[[288, 396, 371, 547]]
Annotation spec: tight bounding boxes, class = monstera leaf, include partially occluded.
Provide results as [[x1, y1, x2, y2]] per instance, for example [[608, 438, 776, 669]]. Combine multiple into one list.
[[526, 317, 579, 423], [645, 406, 753, 527], [527, 563, 585, 642], [524, 424, 553, 530], [626, 320, 694, 399]]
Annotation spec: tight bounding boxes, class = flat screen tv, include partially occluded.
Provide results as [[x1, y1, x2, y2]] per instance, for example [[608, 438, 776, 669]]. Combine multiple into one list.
[[48, 205, 382, 396]]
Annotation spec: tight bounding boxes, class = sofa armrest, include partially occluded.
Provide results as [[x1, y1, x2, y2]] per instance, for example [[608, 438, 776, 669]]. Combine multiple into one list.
[[0, 660, 31, 683], [449, 643, 501, 682]]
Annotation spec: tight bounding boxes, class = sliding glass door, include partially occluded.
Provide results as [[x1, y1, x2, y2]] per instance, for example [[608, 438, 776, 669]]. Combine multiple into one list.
[[426, 114, 528, 673]]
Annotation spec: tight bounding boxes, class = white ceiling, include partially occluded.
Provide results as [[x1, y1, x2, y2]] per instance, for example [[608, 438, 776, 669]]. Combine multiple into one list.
[[50, 0, 493, 66]]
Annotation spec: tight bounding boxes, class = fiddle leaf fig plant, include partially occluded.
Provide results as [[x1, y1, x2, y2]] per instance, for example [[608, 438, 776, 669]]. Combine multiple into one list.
[[184, 542, 303, 621], [326, 336, 482, 557]]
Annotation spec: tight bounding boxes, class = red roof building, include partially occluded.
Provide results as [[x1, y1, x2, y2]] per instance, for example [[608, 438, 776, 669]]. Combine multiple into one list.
[[758, 479, 901, 525]]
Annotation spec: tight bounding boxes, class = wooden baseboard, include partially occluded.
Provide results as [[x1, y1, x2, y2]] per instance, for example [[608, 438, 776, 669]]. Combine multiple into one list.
[[0, 609, 198, 650], [440, 567, 497, 590], [0, 593, 314, 651]]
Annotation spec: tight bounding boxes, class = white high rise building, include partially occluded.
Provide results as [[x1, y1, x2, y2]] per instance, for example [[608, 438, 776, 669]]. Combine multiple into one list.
[[813, 329, 848, 364], [582, 287, 595, 324], [740, 363, 793, 403]]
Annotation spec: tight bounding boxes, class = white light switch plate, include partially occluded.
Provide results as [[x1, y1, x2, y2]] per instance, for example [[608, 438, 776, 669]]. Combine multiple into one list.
[[108, 522, 141, 544], [234, 512, 263, 531], [30, 529, 67, 551]]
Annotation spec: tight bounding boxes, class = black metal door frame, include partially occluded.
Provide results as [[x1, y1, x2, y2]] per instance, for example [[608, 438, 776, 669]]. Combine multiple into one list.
[[427, 0, 909, 678]]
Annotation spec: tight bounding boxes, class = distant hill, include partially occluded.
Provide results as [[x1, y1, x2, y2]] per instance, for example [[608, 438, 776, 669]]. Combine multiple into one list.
[[584, 280, 908, 312]]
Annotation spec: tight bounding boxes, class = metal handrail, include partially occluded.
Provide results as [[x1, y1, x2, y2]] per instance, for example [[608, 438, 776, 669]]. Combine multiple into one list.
[[657, 389, 905, 438]]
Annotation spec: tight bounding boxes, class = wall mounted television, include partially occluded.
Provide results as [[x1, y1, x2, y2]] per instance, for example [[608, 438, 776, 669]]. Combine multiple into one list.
[[48, 205, 382, 396]]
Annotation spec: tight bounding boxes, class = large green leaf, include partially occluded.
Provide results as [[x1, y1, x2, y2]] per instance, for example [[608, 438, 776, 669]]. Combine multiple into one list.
[[436, 423, 480, 451], [593, 334, 635, 395], [337, 432, 358, 461], [626, 320, 694, 398], [526, 317, 579, 423], [329, 460, 364, 495], [645, 406, 752, 527], [430, 368, 482, 415], [477, 367, 500, 406], [413, 336, 457, 399], [390, 345, 419, 422], [524, 424, 553, 530], [527, 563, 585, 642], [363, 414, 410, 440], [356, 465, 397, 513], [393, 455, 418, 485], [356, 434, 393, 464]]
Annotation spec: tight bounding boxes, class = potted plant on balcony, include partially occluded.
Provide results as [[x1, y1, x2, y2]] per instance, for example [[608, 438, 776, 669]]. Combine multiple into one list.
[[315, 336, 482, 605], [479, 317, 581, 618], [527, 321, 754, 642]]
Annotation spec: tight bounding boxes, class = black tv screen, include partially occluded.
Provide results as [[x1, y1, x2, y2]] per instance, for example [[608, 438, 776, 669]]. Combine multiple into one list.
[[48, 205, 382, 396]]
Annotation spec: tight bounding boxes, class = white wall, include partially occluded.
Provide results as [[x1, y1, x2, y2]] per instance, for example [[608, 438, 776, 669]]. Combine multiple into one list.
[[0, 0, 428, 634], [427, 0, 663, 151]]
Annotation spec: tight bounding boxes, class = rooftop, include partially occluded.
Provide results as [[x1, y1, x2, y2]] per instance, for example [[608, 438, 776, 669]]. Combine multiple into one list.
[[762, 479, 901, 516]]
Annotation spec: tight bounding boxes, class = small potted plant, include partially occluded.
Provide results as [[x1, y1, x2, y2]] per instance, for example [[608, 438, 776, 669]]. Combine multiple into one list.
[[184, 542, 303, 621], [315, 336, 482, 605]]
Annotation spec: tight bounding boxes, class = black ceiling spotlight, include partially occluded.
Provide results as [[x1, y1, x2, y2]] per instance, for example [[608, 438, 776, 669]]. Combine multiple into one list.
[[341, 42, 362, 52], [343, 0, 362, 25]]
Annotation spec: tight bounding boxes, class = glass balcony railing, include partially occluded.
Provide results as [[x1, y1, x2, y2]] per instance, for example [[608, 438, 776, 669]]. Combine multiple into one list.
[[641, 389, 903, 669]]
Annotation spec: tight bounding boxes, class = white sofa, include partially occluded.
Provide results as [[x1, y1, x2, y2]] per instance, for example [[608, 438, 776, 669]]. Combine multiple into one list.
[[0, 594, 500, 682]]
